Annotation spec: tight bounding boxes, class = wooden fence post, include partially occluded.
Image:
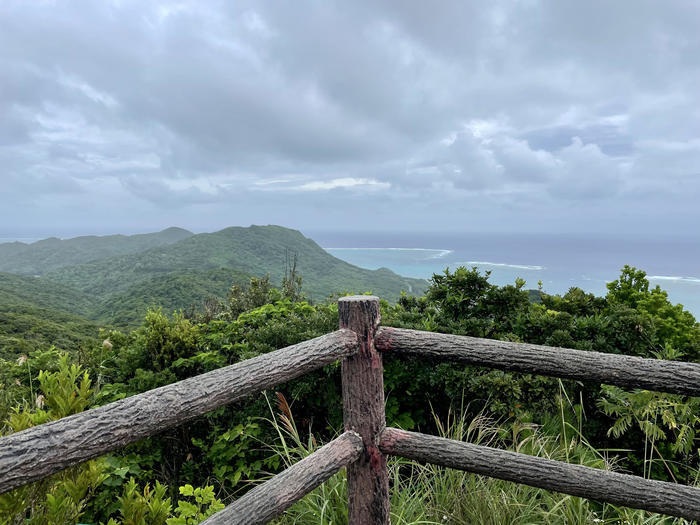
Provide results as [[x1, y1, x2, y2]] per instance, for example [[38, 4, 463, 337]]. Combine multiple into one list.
[[339, 296, 390, 524]]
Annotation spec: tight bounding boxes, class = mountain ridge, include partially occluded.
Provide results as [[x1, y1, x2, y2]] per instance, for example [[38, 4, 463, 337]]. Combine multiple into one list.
[[0, 225, 426, 331], [0, 227, 194, 275], [45, 225, 427, 303]]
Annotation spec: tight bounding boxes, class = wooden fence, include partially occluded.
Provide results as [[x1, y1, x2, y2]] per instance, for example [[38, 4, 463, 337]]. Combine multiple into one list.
[[1, 295, 700, 524]]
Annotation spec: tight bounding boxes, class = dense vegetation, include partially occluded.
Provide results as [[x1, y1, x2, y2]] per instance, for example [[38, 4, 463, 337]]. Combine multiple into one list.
[[0, 304, 101, 361], [0, 273, 97, 316], [0, 226, 427, 355], [0, 259, 698, 524], [92, 268, 251, 327], [0, 273, 102, 359]]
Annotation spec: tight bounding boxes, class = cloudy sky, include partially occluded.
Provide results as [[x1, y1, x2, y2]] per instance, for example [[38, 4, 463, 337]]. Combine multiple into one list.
[[1, 1, 699, 237]]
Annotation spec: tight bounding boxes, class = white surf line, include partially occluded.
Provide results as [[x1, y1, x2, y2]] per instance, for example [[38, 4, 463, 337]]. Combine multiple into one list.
[[648, 275, 700, 284], [324, 247, 453, 258], [458, 261, 546, 271]]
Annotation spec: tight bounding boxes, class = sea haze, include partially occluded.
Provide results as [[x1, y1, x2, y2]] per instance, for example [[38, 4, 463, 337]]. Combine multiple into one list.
[[312, 231, 700, 317]]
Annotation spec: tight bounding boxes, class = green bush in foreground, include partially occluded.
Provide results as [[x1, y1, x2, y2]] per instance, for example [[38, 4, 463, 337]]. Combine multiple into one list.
[[0, 357, 223, 525]]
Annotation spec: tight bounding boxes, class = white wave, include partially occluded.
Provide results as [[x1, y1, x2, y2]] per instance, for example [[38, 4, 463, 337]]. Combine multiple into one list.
[[324, 247, 453, 258], [648, 275, 700, 284], [460, 261, 545, 271], [429, 249, 452, 258]]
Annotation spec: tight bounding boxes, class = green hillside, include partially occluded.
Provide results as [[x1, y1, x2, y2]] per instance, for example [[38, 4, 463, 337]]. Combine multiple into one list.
[[47, 225, 427, 302], [94, 268, 250, 327], [0, 227, 193, 275], [0, 272, 97, 316], [0, 242, 28, 259], [0, 267, 252, 354], [0, 273, 103, 357], [0, 304, 102, 359], [0, 268, 252, 354]]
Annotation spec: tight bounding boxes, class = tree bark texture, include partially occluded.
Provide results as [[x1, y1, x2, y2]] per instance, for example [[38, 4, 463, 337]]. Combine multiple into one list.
[[339, 296, 390, 524], [376, 327, 700, 396], [202, 431, 363, 525], [380, 427, 700, 522], [0, 330, 359, 495]]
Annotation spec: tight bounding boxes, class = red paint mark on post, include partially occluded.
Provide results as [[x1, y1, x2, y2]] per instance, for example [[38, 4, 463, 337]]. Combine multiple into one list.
[[368, 445, 384, 472]]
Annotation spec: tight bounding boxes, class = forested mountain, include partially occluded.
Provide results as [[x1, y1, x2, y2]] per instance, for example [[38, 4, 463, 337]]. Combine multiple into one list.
[[46, 225, 427, 302], [0, 227, 193, 275], [0, 272, 97, 315], [94, 268, 250, 326], [0, 303, 102, 359], [0, 226, 427, 351], [0, 273, 102, 357], [0, 268, 253, 354]]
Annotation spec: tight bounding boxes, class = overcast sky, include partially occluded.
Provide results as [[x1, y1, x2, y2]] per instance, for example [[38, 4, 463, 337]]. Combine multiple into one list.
[[1, 1, 699, 237]]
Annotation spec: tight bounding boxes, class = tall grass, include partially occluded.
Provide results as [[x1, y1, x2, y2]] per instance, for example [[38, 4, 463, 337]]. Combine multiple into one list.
[[255, 392, 693, 525]]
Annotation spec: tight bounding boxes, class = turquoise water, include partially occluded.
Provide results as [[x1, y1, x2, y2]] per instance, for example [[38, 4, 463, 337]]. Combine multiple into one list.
[[313, 232, 700, 318]]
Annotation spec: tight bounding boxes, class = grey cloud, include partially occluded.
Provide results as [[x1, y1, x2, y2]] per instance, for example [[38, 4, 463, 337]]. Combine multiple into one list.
[[521, 123, 634, 157], [0, 1, 699, 235]]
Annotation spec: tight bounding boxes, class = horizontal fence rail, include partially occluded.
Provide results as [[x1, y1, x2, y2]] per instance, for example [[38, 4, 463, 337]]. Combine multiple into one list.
[[202, 431, 363, 525], [376, 327, 700, 396], [0, 329, 359, 495], [379, 427, 700, 522]]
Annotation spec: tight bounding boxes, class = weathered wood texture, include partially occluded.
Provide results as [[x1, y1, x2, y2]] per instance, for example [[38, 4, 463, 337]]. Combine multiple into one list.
[[0, 330, 358, 495], [339, 296, 390, 524], [202, 431, 363, 525], [376, 327, 700, 396], [380, 427, 700, 521]]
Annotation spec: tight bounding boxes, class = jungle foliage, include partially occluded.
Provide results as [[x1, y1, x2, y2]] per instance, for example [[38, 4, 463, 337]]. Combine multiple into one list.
[[0, 264, 698, 523]]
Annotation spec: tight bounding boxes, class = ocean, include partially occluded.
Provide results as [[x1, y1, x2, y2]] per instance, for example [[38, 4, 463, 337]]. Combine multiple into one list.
[[310, 231, 700, 318]]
